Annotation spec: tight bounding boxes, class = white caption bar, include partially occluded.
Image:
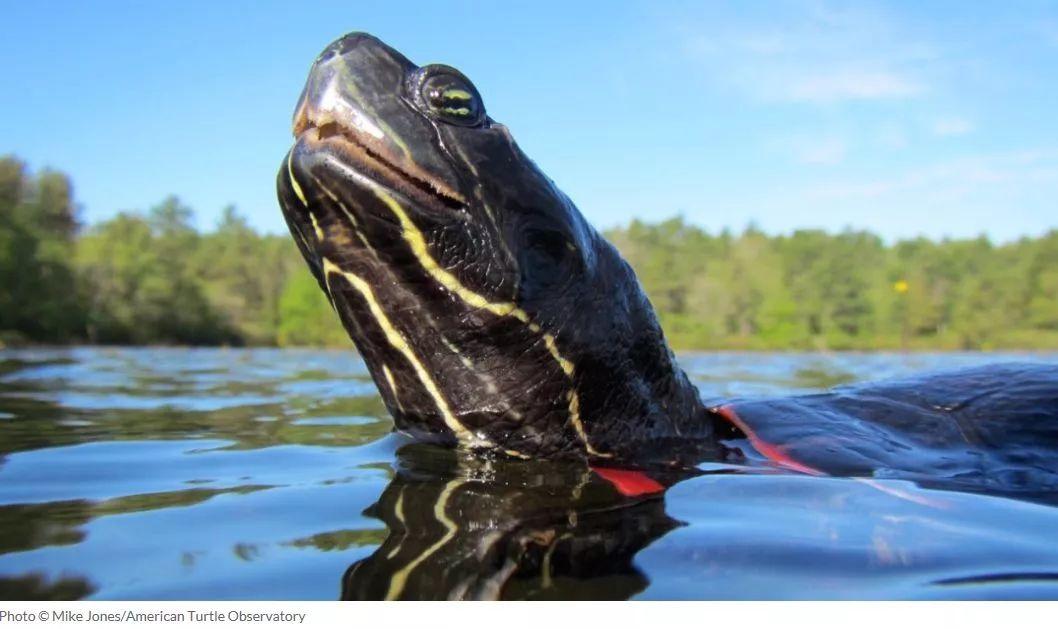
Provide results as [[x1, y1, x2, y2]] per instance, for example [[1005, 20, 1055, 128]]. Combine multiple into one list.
[[0, 601, 1053, 629]]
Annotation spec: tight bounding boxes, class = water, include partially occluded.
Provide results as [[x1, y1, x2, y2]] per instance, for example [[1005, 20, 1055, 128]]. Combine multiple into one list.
[[1, 347, 1057, 600]]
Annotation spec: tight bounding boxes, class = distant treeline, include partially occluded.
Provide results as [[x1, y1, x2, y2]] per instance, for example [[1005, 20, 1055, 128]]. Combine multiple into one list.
[[609, 219, 1058, 350], [1, 156, 344, 348], [3, 155, 1057, 350]]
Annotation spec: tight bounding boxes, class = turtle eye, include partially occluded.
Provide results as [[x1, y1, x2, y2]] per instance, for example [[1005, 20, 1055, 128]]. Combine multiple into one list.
[[411, 66, 485, 127]]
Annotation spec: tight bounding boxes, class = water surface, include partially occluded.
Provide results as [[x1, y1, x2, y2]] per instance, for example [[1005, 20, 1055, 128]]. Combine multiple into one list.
[[1, 348, 1057, 599]]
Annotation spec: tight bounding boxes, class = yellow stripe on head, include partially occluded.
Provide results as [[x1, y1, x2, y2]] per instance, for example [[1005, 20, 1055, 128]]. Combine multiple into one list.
[[364, 183, 612, 458], [371, 186, 525, 320]]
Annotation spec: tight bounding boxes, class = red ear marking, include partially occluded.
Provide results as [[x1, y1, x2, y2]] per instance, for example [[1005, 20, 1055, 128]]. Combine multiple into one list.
[[591, 466, 666, 496], [715, 404, 825, 477]]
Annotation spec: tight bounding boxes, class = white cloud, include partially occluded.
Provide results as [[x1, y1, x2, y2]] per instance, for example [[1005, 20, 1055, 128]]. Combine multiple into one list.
[[736, 33, 786, 55], [783, 70, 921, 104], [805, 149, 1058, 201], [679, 3, 936, 105], [931, 116, 974, 137], [876, 124, 909, 149], [792, 136, 847, 165]]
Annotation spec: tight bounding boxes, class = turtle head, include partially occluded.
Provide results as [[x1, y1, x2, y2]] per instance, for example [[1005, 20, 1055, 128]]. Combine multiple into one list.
[[277, 33, 707, 462]]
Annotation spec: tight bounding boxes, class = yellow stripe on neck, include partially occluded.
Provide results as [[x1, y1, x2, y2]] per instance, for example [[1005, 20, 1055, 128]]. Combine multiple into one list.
[[323, 258, 479, 446], [286, 152, 309, 206]]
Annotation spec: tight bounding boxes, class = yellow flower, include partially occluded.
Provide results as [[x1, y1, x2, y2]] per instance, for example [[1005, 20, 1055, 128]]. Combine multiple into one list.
[[893, 280, 909, 294]]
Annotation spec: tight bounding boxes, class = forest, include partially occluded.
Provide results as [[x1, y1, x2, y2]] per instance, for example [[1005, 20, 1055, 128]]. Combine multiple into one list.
[[3, 155, 1057, 351]]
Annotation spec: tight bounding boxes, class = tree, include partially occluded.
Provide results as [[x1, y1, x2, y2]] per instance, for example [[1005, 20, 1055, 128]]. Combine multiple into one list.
[[0, 156, 84, 342], [77, 200, 236, 345], [196, 206, 295, 344]]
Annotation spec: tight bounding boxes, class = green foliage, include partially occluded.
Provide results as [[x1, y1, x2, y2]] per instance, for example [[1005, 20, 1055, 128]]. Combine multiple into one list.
[[77, 202, 232, 345], [75, 200, 307, 346], [0, 156, 84, 343], [3, 156, 1057, 350], [277, 269, 351, 348], [605, 217, 1058, 351], [196, 206, 296, 345]]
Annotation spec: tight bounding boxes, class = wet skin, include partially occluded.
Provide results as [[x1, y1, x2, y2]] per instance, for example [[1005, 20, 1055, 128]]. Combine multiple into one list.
[[277, 32, 714, 466], [278, 33, 1058, 493]]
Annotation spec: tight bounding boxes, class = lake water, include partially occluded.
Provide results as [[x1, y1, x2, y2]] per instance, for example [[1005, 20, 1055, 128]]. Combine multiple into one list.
[[2, 347, 1057, 600]]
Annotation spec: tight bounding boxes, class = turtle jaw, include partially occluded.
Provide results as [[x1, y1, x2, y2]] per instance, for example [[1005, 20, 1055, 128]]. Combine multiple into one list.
[[291, 117, 465, 214], [288, 33, 467, 214]]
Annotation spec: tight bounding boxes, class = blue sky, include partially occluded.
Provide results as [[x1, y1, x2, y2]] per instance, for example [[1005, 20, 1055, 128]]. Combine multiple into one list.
[[3, 1, 1057, 241]]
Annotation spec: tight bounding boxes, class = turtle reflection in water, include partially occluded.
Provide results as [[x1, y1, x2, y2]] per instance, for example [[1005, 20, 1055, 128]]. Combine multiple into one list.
[[343, 444, 688, 600]]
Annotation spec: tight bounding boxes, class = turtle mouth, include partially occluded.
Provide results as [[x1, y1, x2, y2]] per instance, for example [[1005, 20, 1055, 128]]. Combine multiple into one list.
[[294, 114, 465, 212]]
